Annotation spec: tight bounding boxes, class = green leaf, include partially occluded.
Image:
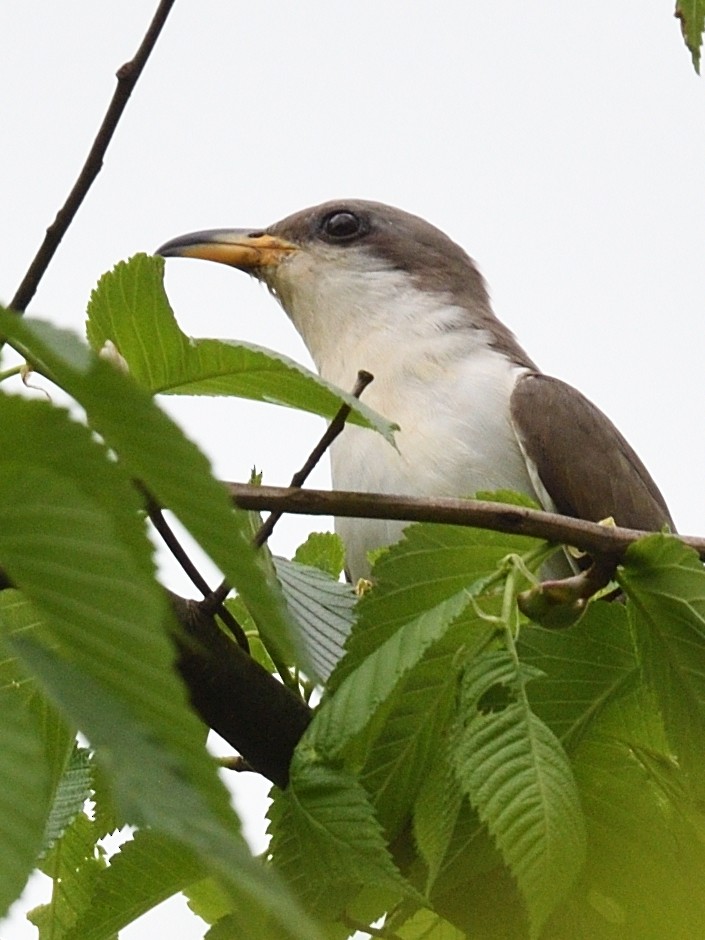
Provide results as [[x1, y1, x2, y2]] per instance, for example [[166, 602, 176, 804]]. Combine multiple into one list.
[[306, 590, 477, 760], [0, 638, 53, 917], [0, 309, 305, 672], [86, 254, 396, 441], [42, 747, 93, 852], [0, 590, 74, 917], [394, 907, 467, 939], [274, 556, 356, 683], [0, 389, 317, 938], [518, 601, 637, 749], [0, 393, 153, 576], [618, 534, 705, 793], [64, 830, 206, 940], [451, 650, 586, 937], [412, 743, 464, 893], [30, 811, 108, 939], [293, 531, 346, 579], [545, 681, 705, 938], [15, 635, 320, 940], [330, 520, 538, 690], [357, 628, 462, 838], [676, 0, 705, 72], [184, 876, 232, 926], [268, 761, 414, 919]]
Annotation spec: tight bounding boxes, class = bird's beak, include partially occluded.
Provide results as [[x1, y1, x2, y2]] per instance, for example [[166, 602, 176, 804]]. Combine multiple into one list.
[[156, 228, 299, 272]]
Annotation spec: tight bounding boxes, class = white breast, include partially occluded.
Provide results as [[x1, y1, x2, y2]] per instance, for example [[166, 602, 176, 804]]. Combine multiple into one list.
[[269, 252, 544, 579], [331, 347, 540, 579]]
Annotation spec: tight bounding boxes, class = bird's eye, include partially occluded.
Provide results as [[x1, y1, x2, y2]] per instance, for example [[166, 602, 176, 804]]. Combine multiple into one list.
[[320, 210, 365, 241]]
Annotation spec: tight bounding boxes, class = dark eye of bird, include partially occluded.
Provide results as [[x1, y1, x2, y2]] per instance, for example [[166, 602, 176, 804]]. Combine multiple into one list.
[[320, 210, 365, 241]]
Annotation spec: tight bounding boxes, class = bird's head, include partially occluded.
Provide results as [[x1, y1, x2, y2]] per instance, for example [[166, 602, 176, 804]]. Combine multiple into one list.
[[157, 199, 528, 377], [158, 199, 528, 383]]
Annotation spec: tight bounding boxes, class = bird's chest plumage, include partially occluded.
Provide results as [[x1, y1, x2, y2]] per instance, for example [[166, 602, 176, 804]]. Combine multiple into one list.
[[325, 335, 539, 578], [276, 257, 541, 578]]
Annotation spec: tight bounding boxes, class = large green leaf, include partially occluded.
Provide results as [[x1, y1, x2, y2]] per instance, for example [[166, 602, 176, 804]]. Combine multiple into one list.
[[358, 642, 458, 839], [268, 759, 414, 920], [518, 601, 637, 749], [0, 611, 54, 917], [306, 590, 477, 761], [618, 534, 705, 793], [0, 309, 305, 671], [85, 254, 396, 441], [544, 681, 705, 939], [0, 590, 75, 917], [64, 830, 206, 940], [15, 636, 319, 940], [330, 518, 539, 690], [451, 650, 586, 938], [412, 741, 465, 893], [0, 392, 318, 938]]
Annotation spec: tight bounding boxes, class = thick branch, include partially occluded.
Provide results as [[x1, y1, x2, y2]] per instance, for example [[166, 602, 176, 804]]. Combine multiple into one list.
[[169, 593, 311, 788], [226, 483, 705, 560], [7, 0, 176, 316]]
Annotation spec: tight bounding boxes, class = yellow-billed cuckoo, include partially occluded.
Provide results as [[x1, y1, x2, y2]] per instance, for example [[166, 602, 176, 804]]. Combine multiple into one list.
[[157, 200, 673, 580]]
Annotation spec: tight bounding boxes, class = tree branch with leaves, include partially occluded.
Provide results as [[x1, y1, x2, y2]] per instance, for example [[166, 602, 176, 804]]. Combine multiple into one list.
[[2, 5, 705, 940]]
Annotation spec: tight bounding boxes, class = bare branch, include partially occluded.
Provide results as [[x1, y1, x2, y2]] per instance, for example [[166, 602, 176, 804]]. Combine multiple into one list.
[[225, 483, 705, 560], [7, 0, 176, 317]]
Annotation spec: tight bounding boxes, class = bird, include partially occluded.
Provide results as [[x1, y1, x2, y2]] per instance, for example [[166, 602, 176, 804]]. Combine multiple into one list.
[[157, 199, 674, 581]]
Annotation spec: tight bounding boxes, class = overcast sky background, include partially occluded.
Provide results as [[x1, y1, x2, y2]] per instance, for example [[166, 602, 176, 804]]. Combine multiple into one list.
[[2, 2, 704, 937]]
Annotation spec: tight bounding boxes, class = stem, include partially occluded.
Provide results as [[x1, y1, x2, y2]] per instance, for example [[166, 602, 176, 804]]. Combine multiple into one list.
[[0, 365, 22, 384], [4, 0, 176, 322]]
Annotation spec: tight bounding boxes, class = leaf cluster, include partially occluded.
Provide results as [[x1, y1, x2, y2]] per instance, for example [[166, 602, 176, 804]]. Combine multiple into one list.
[[2, 257, 705, 940]]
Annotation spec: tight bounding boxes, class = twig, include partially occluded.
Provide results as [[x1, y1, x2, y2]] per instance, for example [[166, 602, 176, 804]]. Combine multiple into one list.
[[202, 370, 374, 613], [253, 369, 374, 549], [135, 482, 250, 652], [6, 0, 176, 318], [224, 483, 705, 561]]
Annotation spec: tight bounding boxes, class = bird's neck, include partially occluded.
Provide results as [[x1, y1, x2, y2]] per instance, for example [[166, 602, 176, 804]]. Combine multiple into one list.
[[276, 267, 527, 394]]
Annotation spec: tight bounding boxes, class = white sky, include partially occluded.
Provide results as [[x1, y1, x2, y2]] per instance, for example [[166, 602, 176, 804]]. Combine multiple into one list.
[[2, 2, 704, 937]]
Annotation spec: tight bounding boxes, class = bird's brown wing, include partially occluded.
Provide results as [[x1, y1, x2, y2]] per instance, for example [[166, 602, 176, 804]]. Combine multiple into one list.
[[510, 373, 674, 532]]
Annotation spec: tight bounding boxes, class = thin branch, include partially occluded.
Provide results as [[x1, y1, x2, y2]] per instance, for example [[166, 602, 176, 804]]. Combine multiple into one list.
[[253, 369, 374, 549], [135, 482, 250, 652], [140, 487, 213, 597], [6, 0, 176, 317], [225, 483, 705, 561], [202, 370, 374, 613]]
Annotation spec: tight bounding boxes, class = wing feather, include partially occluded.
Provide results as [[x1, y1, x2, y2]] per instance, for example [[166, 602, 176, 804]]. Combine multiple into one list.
[[510, 373, 674, 532]]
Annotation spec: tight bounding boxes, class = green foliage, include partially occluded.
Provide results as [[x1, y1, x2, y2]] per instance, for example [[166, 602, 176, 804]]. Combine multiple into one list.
[[0, 595, 59, 919], [86, 254, 396, 442], [676, 0, 705, 72], [62, 830, 206, 940], [3, 256, 705, 939], [451, 650, 585, 938], [274, 556, 356, 683], [293, 531, 347, 578], [30, 811, 109, 939]]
